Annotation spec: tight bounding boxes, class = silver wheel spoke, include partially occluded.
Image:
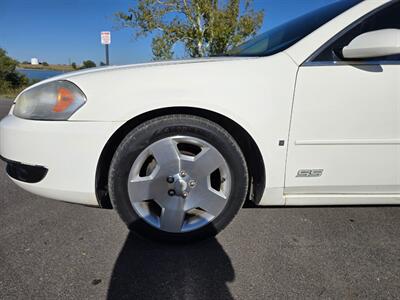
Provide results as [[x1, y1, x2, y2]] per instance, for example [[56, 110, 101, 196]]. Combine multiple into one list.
[[128, 176, 156, 202], [149, 138, 180, 169], [199, 189, 227, 216], [186, 181, 228, 217], [182, 147, 225, 179], [160, 200, 186, 232]]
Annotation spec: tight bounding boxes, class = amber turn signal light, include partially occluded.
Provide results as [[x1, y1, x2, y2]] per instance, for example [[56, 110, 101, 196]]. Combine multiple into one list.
[[53, 87, 74, 112]]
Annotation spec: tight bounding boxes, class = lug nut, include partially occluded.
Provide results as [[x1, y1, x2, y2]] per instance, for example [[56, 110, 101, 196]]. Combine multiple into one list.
[[189, 180, 196, 188], [166, 176, 174, 183], [168, 189, 176, 196], [180, 170, 187, 177], [182, 192, 188, 198]]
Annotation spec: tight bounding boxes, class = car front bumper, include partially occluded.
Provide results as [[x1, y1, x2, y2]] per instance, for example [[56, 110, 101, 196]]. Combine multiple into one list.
[[0, 155, 48, 183], [0, 112, 123, 206]]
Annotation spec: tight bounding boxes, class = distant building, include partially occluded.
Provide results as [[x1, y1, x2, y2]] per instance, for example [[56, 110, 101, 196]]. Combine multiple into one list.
[[31, 58, 39, 65]]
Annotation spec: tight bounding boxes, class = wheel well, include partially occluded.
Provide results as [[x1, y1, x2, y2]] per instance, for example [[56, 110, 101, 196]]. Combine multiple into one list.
[[95, 107, 266, 209]]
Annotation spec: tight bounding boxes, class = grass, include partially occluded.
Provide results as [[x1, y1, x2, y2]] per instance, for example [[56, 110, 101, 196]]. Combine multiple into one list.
[[0, 79, 40, 100], [18, 63, 75, 72], [0, 88, 22, 100]]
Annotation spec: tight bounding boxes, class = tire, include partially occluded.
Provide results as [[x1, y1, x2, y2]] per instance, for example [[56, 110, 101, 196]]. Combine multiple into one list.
[[108, 114, 249, 243]]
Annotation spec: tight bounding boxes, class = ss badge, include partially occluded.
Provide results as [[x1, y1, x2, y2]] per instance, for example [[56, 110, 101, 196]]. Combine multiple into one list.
[[296, 169, 323, 177]]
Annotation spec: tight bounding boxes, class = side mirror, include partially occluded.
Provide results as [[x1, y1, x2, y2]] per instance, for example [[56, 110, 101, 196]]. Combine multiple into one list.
[[342, 29, 400, 59]]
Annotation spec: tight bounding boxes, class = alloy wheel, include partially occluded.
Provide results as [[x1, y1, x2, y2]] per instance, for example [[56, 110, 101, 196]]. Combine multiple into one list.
[[127, 136, 232, 233]]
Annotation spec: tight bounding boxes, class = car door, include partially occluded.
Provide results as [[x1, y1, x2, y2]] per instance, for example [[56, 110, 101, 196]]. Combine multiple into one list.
[[285, 1, 400, 194]]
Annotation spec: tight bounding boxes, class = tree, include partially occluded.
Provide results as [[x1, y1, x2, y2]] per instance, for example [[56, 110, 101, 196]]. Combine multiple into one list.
[[71, 62, 77, 69], [100, 61, 107, 66], [42, 61, 49, 66], [115, 0, 264, 60], [80, 60, 96, 69], [0, 48, 29, 95]]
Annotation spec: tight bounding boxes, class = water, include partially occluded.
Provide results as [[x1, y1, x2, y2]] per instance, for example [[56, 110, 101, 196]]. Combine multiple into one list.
[[17, 68, 67, 81]]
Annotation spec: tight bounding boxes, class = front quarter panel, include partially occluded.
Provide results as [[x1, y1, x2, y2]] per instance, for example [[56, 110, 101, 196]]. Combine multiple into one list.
[[68, 54, 298, 204]]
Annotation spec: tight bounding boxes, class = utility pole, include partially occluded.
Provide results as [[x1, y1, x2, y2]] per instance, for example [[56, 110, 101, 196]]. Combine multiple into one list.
[[101, 31, 111, 65], [105, 44, 109, 65]]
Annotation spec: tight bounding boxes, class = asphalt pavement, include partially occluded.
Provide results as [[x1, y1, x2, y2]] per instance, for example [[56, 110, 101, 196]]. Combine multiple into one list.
[[0, 99, 399, 299]]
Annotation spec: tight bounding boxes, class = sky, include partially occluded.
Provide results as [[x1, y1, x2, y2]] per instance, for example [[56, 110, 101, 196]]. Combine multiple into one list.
[[0, 0, 339, 65]]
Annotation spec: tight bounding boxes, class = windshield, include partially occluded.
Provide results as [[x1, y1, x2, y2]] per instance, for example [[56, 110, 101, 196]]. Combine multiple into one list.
[[227, 0, 362, 57]]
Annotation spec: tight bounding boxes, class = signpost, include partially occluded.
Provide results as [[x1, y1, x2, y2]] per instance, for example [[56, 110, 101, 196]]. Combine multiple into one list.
[[101, 31, 111, 65]]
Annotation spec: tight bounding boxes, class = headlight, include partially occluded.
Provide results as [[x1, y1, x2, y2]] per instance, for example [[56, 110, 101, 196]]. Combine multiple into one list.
[[13, 80, 86, 120]]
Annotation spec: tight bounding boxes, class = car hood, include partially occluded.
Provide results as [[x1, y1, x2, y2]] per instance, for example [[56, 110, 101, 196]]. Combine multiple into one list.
[[34, 56, 250, 85]]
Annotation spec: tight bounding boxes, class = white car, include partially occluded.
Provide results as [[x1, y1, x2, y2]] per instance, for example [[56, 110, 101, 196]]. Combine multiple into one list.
[[1, 0, 399, 242]]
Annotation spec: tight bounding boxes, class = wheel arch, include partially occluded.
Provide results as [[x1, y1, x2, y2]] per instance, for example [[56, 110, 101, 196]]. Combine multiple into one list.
[[95, 107, 266, 209]]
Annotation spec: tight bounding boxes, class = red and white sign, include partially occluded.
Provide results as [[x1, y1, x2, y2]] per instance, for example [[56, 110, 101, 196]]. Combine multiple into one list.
[[101, 31, 111, 45]]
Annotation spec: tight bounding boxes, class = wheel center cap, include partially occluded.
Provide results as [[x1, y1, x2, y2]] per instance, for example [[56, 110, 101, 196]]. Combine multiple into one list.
[[175, 178, 188, 195], [168, 171, 196, 198]]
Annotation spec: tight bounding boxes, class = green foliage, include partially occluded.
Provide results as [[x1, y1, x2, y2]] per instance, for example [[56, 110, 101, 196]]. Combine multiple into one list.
[[100, 61, 107, 66], [71, 62, 77, 69], [80, 60, 96, 69], [42, 61, 49, 66], [0, 48, 30, 97], [116, 0, 264, 60]]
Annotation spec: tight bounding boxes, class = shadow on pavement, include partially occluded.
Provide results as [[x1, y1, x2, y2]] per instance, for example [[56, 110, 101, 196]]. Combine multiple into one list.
[[107, 232, 235, 300]]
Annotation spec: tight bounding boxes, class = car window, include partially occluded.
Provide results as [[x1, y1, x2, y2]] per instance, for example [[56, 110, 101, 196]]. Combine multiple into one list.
[[223, 0, 361, 57], [312, 1, 400, 62]]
